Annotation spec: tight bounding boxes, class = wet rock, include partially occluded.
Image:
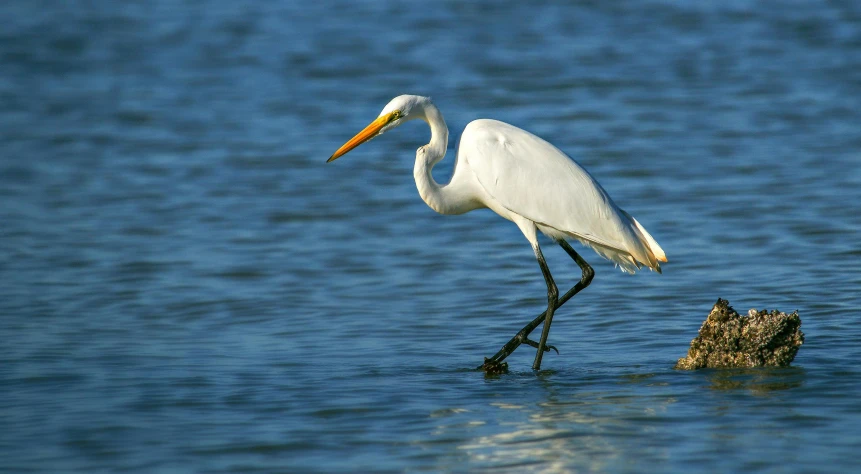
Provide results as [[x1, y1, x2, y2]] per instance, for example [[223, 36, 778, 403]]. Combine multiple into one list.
[[675, 299, 804, 370]]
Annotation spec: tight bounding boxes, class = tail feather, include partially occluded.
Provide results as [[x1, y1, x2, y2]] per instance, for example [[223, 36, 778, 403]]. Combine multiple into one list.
[[538, 213, 666, 275], [567, 235, 642, 274], [618, 210, 666, 274], [626, 213, 667, 263]]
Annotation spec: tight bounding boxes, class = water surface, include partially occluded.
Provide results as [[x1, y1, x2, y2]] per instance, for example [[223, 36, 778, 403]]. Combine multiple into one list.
[[2, 1, 861, 472]]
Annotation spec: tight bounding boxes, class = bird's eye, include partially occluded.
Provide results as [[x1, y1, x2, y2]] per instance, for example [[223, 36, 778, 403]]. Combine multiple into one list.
[[391, 111, 401, 120]]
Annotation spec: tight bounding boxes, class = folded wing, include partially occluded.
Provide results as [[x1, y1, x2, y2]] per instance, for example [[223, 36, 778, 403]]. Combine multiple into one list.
[[462, 119, 666, 273]]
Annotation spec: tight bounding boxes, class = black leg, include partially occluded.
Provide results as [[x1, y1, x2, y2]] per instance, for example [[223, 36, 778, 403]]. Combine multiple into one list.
[[480, 240, 594, 370], [531, 243, 558, 370]]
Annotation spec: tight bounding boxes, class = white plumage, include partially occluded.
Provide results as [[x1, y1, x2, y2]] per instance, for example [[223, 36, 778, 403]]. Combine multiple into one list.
[[460, 118, 666, 273], [328, 94, 666, 370]]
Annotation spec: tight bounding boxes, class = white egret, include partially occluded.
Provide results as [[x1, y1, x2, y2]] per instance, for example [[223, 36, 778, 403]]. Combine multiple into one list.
[[328, 95, 666, 371]]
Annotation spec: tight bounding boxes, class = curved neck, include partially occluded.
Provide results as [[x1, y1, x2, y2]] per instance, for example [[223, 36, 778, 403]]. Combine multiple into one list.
[[413, 102, 471, 215], [422, 102, 449, 162]]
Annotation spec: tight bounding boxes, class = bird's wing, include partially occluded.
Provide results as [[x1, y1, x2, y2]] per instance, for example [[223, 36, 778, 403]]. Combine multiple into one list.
[[461, 119, 663, 272]]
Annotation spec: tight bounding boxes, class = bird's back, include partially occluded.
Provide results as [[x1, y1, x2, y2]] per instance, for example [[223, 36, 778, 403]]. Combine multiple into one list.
[[460, 119, 665, 273]]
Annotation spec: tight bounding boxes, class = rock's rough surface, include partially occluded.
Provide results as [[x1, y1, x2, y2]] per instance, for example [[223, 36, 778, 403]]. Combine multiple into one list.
[[675, 299, 804, 370]]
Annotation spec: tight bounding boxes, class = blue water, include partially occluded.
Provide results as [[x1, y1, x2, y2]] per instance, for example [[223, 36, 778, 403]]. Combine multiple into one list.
[[2, 1, 861, 472]]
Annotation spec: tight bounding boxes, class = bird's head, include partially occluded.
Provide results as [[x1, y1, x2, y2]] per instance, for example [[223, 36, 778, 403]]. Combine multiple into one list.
[[327, 95, 430, 162]]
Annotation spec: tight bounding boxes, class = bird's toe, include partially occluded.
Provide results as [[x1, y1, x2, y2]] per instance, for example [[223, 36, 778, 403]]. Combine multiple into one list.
[[480, 357, 509, 374], [523, 338, 559, 354]]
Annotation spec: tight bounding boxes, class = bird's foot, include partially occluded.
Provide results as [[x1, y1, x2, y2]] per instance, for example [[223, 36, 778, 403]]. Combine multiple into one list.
[[523, 338, 559, 354], [477, 336, 558, 372], [479, 340, 557, 373], [480, 357, 509, 374]]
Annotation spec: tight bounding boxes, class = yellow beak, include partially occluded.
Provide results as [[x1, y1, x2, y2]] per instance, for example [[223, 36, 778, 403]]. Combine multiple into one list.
[[327, 112, 398, 162]]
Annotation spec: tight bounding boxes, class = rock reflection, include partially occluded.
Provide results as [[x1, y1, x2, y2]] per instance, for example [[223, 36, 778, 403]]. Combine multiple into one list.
[[705, 367, 807, 393]]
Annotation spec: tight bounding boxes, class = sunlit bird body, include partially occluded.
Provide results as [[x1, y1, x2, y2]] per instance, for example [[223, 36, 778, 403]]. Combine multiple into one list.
[[328, 95, 666, 371]]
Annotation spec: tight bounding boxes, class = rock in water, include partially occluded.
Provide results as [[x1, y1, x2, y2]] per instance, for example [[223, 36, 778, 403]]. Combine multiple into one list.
[[675, 299, 804, 370]]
